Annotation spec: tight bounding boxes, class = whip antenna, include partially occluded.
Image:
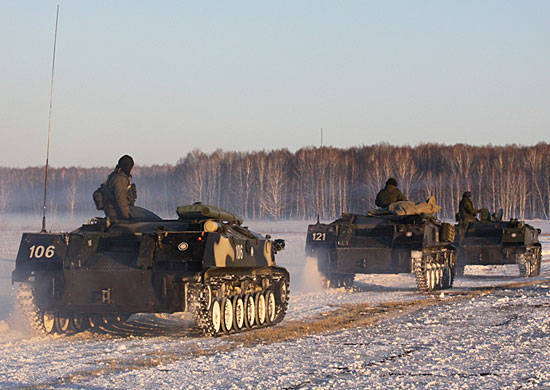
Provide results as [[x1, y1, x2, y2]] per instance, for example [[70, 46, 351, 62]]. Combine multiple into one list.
[[41, 4, 60, 233]]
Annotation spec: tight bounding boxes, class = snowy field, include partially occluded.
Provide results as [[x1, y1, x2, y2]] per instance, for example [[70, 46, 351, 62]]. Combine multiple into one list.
[[0, 214, 549, 389]]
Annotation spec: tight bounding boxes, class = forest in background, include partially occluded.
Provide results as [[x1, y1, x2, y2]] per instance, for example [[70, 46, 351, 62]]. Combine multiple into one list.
[[1, 143, 549, 220]]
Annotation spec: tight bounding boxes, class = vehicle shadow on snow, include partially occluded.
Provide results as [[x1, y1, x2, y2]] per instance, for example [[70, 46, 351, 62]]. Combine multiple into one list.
[[351, 281, 417, 293], [455, 274, 522, 281], [66, 314, 203, 339]]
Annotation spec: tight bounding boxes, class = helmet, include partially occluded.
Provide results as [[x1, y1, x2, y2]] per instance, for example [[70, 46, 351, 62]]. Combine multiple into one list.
[[386, 178, 398, 187], [117, 155, 134, 176]]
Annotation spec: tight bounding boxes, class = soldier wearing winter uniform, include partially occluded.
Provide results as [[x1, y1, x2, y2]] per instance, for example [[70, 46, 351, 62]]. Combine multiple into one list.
[[375, 178, 408, 208], [103, 155, 137, 220], [458, 191, 479, 224]]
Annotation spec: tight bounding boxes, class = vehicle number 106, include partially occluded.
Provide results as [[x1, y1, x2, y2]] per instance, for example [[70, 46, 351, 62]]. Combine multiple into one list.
[[29, 245, 56, 259]]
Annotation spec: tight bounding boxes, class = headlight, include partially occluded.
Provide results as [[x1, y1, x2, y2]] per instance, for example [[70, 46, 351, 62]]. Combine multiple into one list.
[[510, 232, 517, 238], [405, 231, 413, 237]]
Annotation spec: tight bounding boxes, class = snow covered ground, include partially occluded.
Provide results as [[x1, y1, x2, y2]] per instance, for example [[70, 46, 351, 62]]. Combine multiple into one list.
[[0, 215, 548, 389]]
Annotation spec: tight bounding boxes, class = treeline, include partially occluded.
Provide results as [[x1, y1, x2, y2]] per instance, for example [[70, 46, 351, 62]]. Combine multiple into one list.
[[1, 143, 549, 220]]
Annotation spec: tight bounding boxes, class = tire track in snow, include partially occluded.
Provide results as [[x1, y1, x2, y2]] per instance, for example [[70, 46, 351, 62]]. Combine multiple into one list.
[[21, 276, 550, 389]]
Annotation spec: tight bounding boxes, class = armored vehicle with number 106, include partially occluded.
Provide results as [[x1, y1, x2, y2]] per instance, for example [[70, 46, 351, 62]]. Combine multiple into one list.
[[13, 204, 289, 336]]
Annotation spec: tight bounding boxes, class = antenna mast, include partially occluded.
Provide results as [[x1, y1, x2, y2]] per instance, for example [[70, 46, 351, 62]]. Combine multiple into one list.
[[41, 4, 60, 233], [320, 128, 323, 148]]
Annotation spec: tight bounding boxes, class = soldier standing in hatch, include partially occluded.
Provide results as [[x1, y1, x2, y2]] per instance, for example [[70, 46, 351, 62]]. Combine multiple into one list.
[[458, 191, 480, 224], [375, 178, 408, 208], [102, 155, 137, 221]]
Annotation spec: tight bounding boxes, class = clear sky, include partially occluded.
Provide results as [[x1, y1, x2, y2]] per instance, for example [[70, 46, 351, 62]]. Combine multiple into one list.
[[1, 1, 549, 167]]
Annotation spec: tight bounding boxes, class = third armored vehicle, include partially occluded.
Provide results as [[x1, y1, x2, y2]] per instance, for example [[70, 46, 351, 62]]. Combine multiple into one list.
[[306, 212, 456, 291], [454, 211, 542, 277], [12, 204, 289, 336]]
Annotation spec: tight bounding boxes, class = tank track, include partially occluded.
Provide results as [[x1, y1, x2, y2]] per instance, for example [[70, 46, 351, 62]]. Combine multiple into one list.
[[413, 248, 456, 292], [320, 273, 355, 289], [190, 270, 290, 336], [16, 285, 44, 333], [315, 251, 355, 289], [16, 285, 128, 335], [516, 246, 542, 277]]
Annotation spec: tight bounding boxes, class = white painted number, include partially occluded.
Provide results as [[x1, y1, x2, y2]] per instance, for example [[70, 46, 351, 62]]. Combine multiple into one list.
[[312, 232, 326, 241], [29, 245, 56, 259], [235, 244, 244, 260]]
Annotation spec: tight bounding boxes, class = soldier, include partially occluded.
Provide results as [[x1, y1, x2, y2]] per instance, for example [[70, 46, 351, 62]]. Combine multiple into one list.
[[375, 178, 407, 208], [458, 191, 479, 224], [102, 155, 137, 221], [479, 208, 491, 222]]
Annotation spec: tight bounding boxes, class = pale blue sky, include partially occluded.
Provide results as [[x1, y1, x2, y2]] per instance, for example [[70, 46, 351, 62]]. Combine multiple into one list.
[[1, 1, 549, 167]]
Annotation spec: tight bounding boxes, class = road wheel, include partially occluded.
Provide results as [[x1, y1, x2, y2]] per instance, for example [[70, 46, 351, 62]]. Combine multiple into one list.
[[233, 296, 245, 330], [210, 299, 222, 335], [72, 315, 88, 331], [434, 267, 440, 290], [429, 266, 437, 290], [43, 312, 57, 334], [221, 298, 233, 333], [88, 315, 102, 329], [523, 257, 532, 277], [100, 316, 112, 327], [265, 290, 276, 324], [517, 253, 528, 277], [256, 292, 266, 326], [110, 314, 129, 324], [424, 265, 433, 290], [57, 314, 71, 333], [244, 294, 256, 328], [532, 252, 541, 276], [441, 265, 453, 289], [342, 275, 355, 289]]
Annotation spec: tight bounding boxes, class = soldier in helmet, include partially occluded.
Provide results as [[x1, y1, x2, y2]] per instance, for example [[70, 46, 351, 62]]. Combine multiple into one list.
[[375, 178, 408, 208], [102, 155, 137, 221], [458, 191, 480, 224]]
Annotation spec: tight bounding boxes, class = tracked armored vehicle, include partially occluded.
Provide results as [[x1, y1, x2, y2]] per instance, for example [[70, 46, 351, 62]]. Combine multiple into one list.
[[306, 212, 456, 292], [454, 213, 542, 277], [12, 204, 289, 336]]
